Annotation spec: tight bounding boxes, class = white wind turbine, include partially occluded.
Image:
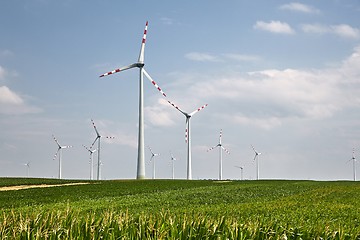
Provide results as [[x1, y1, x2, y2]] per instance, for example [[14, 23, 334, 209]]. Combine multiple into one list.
[[167, 100, 208, 180], [170, 152, 177, 180], [207, 129, 230, 180], [90, 119, 114, 180], [348, 148, 357, 181], [52, 135, 72, 179], [24, 162, 30, 177], [99, 21, 167, 180], [234, 166, 244, 180], [148, 146, 160, 179], [83, 145, 97, 180], [251, 145, 261, 180]]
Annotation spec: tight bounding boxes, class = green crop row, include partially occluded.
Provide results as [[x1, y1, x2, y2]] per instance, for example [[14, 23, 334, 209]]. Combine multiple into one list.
[[1, 179, 360, 239], [0, 208, 358, 239]]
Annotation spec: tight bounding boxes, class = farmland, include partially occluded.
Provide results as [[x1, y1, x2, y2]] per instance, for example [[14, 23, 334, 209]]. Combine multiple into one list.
[[0, 179, 359, 239]]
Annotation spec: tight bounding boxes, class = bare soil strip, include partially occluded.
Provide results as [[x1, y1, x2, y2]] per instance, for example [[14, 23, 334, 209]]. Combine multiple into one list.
[[0, 182, 90, 192]]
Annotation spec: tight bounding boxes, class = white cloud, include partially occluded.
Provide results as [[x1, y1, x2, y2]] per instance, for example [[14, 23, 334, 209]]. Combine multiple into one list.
[[223, 54, 261, 62], [0, 86, 41, 115], [185, 52, 221, 62], [160, 17, 173, 25], [280, 2, 320, 14], [254, 21, 295, 35], [0, 86, 24, 104], [331, 24, 360, 39], [109, 133, 137, 149], [301, 23, 329, 34], [227, 114, 283, 130], [146, 46, 360, 131], [168, 45, 360, 130], [302, 24, 360, 39], [145, 98, 176, 127], [185, 52, 261, 63]]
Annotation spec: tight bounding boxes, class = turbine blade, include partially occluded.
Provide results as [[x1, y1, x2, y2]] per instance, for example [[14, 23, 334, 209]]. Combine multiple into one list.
[[189, 103, 208, 117], [251, 145, 258, 154], [53, 149, 60, 161], [83, 145, 91, 152], [207, 145, 218, 152], [148, 146, 155, 155], [166, 99, 187, 116], [91, 119, 101, 137], [99, 63, 138, 78], [219, 129, 223, 143], [91, 137, 99, 148], [138, 21, 148, 63], [105, 136, 115, 139], [62, 145, 73, 149], [52, 135, 61, 148], [143, 69, 167, 97], [221, 146, 230, 154]]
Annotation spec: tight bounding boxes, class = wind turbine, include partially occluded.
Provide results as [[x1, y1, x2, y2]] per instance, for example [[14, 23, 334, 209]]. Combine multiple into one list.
[[99, 21, 167, 180], [234, 166, 244, 180], [83, 145, 97, 180], [52, 135, 72, 179], [170, 152, 177, 179], [167, 100, 208, 180], [348, 148, 357, 181], [148, 146, 160, 179], [90, 119, 114, 180], [207, 129, 230, 180], [251, 145, 261, 180], [24, 162, 30, 177]]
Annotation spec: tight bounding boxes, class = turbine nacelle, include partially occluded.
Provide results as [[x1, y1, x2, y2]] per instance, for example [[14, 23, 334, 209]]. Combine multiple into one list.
[[137, 62, 145, 68]]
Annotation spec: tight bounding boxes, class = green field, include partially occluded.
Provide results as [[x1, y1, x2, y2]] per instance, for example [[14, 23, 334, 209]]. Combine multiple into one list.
[[0, 178, 359, 239]]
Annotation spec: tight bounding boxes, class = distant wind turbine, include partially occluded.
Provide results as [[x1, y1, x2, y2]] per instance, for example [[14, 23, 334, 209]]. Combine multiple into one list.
[[167, 100, 208, 180], [170, 152, 177, 180], [90, 119, 114, 180], [99, 21, 167, 180], [207, 129, 230, 180], [83, 145, 97, 180], [251, 145, 261, 180], [234, 166, 244, 180], [52, 135, 72, 179], [24, 162, 30, 177], [148, 146, 160, 179], [348, 148, 357, 181]]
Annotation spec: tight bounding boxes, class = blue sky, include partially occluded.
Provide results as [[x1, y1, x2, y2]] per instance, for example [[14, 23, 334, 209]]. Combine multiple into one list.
[[1, 0, 360, 180]]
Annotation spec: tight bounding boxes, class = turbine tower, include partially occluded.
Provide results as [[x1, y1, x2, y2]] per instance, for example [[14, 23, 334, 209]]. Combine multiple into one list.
[[167, 100, 208, 180], [251, 145, 261, 180], [207, 129, 230, 180], [234, 166, 244, 180], [52, 135, 72, 179], [148, 146, 160, 179], [83, 145, 97, 180], [170, 152, 177, 180], [349, 149, 357, 181], [99, 21, 167, 179], [90, 119, 114, 180]]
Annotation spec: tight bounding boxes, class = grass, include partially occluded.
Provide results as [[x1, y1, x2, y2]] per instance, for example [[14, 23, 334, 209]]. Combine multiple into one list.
[[0, 178, 359, 239]]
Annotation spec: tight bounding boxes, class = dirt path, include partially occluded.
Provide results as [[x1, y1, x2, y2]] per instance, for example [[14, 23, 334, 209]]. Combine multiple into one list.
[[0, 182, 90, 192]]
